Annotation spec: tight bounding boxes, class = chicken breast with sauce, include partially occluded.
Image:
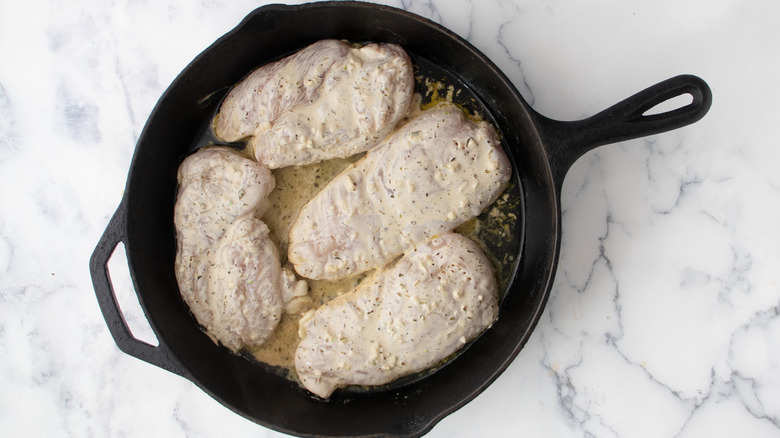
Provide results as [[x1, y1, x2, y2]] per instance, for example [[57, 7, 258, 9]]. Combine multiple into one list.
[[295, 232, 499, 398], [214, 39, 415, 168], [288, 104, 511, 280], [174, 147, 306, 352]]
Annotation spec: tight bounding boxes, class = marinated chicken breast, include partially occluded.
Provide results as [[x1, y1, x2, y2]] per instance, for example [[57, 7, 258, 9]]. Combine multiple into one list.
[[295, 233, 499, 398], [174, 147, 301, 351], [214, 39, 415, 168], [206, 217, 284, 351], [288, 104, 511, 280], [174, 147, 275, 320]]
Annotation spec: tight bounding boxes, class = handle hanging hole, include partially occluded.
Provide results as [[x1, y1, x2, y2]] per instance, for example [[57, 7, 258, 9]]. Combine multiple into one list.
[[643, 93, 694, 116], [107, 243, 160, 347]]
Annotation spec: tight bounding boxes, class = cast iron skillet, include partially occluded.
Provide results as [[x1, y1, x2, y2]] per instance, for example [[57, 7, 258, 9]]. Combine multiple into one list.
[[90, 2, 712, 437]]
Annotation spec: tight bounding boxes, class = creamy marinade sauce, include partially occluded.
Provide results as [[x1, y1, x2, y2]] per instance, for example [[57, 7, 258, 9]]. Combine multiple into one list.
[[185, 48, 521, 382]]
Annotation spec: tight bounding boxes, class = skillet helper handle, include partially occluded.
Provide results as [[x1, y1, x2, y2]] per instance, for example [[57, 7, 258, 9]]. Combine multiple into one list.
[[538, 74, 712, 190], [90, 197, 185, 377]]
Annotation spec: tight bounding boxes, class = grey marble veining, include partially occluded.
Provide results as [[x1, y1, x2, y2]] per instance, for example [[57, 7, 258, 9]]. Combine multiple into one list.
[[1, 0, 779, 437]]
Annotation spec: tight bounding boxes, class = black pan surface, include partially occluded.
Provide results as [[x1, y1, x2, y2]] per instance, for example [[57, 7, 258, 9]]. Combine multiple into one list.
[[90, 2, 711, 437]]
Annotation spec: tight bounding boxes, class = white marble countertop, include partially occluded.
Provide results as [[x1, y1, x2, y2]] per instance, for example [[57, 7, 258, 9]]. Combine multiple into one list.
[[2, 0, 779, 436]]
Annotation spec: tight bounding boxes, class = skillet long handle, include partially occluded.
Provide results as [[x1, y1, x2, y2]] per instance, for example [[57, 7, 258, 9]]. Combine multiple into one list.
[[89, 197, 185, 377], [536, 74, 712, 191]]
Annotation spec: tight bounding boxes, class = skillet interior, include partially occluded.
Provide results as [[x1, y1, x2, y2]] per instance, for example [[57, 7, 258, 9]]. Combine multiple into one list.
[[121, 2, 560, 436]]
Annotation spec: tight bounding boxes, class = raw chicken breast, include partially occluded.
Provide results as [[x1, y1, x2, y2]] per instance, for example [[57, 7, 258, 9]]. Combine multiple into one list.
[[205, 217, 283, 352], [214, 39, 415, 168], [174, 147, 299, 351], [288, 104, 511, 280], [295, 233, 499, 398], [174, 147, 275, 322]]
